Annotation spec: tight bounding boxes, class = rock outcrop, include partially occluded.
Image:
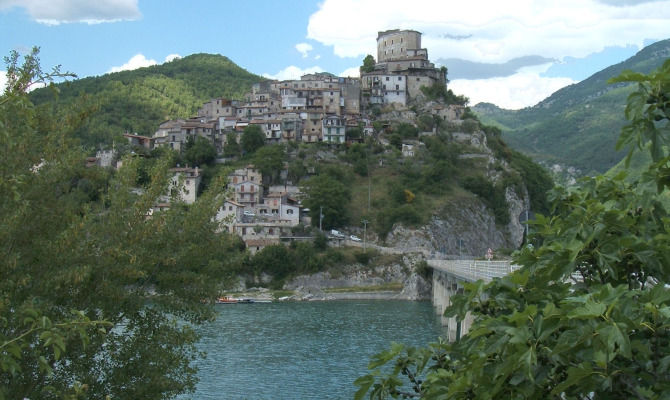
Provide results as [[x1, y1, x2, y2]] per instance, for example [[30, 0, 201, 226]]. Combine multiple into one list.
[[283, 253, 432, 300]]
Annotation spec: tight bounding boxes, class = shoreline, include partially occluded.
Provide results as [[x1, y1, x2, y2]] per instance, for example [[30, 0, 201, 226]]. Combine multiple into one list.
[[224, 289, 429, 302]]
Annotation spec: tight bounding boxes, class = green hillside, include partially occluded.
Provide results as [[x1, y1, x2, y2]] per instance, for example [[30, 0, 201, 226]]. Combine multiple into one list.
[[29, 53, 265, 147], [474, 39, 670, 175]]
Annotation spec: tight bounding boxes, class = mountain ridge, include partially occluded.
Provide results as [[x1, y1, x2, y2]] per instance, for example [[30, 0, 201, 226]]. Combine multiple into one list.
[[29, 53, 266, 147], [474, 38, 670, 174]]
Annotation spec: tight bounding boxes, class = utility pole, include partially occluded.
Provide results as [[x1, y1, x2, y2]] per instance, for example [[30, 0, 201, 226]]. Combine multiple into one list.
[[362, 218, 368, 252], [319, 206, 323, 231], [366, 148, 371, 212]]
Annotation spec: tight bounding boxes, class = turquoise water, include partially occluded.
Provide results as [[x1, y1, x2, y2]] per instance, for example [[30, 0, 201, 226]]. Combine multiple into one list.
[[184, 300, 444, 400]]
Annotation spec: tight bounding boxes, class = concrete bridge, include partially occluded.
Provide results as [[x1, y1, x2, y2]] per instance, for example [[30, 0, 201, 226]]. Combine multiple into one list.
[[428, 259, 520, 341]]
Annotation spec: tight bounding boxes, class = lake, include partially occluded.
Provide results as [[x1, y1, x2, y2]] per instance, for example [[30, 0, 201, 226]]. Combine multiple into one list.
[[183, 300, 445, 399]]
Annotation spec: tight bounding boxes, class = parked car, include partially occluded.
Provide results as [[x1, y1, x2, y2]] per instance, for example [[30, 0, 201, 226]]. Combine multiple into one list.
[[330, 229, 345, 238], [349, 235, 362, 242]]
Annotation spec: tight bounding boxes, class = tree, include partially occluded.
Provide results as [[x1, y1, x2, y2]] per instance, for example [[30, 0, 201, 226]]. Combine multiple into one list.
[[253, 144, 286, 184], [1, 48, 242, 399], [301, 174, 351, 229], [184, 136, 217, 166], [224, 131, 240, 157], [241, 124, 265, 154], [356, 60, 670, 399], [361, 55, 376, 73]]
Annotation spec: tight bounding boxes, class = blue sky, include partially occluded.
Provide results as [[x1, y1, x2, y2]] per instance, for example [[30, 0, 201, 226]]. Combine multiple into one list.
[[1, 0, 669, 109]]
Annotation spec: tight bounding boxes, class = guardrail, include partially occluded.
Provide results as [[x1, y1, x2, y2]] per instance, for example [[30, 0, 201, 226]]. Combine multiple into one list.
[[431, 260, 520, 282]]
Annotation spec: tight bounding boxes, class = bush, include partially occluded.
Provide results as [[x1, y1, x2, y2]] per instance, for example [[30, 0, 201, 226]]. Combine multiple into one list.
[[463, 175, 510, 225], [354, 251, 372, 265]]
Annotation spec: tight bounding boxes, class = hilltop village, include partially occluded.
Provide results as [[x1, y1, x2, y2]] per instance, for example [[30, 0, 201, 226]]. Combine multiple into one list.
[[113, 29, 468, 253]]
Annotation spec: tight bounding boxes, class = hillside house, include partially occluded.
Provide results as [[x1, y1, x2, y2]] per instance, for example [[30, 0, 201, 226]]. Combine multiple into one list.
[[215, 199, 244, 232], [322, 115, 346, 143], [124, 133, 154, 150], [169, 166, 201, 204]]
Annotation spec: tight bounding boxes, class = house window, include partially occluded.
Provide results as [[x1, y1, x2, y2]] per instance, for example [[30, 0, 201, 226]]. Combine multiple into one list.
[[398, 76, 402, 81], [287, 209, 294, 214], [396, 85, 399, 90], [241, 185, 244, 192], [385, 77, 389, 81], [229, 206, 233, 211], [269, 228, 274, 235]]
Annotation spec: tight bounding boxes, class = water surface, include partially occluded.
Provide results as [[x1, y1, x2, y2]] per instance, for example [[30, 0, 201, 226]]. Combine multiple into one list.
[[185, 300, 444, 399]]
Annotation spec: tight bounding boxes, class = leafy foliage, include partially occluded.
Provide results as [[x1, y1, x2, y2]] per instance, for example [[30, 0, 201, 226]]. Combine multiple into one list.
[[183, 135, 217, 166], [1, 48, 243, 399], [361, 55, 376, 73], [462, 175, 510, 225], [241, 124, 265, 155], [29, 53, 265, 148], [253, 144, 287, 184], [301, 172, 352, 229], [420, 82, 468, 106], [356, 55, 670, 400]]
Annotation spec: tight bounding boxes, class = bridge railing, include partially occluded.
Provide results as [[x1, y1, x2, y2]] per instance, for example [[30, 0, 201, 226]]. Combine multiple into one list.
[[436, 260, 520, 282]]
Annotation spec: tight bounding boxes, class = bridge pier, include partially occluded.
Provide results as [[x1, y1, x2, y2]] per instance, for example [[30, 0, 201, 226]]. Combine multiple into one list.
[[429, 259, 516, 341], [432, 270, 474, 342]]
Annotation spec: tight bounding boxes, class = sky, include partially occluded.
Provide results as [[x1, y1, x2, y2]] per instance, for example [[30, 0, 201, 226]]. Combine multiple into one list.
[[1, 0, 669, 109]]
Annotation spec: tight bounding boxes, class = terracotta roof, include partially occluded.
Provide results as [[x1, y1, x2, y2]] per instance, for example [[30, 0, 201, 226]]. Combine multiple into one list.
[[225, 199, 244, 207]]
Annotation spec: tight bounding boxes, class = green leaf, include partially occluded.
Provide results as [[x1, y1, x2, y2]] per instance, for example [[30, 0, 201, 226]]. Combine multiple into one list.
[[608, 70, 647, 84], [599, 322, 632, 359], [368, 342, 404, 369], [551, 363, 595, 395], [353, 375, 374, 400], [567, 298, 606, 319]]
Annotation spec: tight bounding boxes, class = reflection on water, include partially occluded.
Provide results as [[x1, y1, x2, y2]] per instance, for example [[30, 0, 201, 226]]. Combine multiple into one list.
[[183, 300, 444, 400]]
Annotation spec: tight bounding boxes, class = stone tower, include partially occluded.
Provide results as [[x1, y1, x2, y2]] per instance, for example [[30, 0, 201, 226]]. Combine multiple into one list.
[[376, 29, 424, 63]]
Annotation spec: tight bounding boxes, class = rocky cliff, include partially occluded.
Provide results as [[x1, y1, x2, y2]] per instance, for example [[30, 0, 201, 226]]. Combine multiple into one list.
[[283, 253, 432, 300]]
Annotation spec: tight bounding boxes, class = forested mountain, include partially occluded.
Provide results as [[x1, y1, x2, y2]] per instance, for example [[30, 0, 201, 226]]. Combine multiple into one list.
[[474, 38, 670, 175], [29, 53, 265, 148]]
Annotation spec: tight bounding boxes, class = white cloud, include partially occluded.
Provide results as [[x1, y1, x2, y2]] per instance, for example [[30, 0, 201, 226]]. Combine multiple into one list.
[[164, 54, 181, 63], [449, 69, 576, 110], [339, 67, 360, 78], [307, 0, 670, 63], [107, 53, 183, 73], [0, 0, 141, 25], [295, 43, 313, 58], [108, 54, 157, 73], [0, 71, 7, 93], [263, 65, 325, 81], [314, 54, 321, 60]]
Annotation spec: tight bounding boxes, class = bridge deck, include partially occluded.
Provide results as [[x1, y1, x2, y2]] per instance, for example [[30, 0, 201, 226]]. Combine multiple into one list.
[[428, 259, 520, 282]]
